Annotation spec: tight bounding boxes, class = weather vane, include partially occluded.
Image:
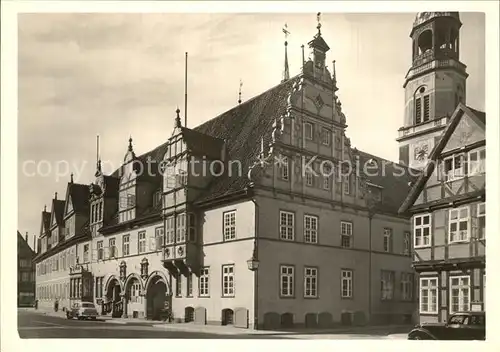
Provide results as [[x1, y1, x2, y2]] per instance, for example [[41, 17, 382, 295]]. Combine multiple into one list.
[[282, 23, 290, 41]]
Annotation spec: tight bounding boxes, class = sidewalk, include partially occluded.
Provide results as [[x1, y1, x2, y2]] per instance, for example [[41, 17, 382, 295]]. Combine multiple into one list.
[[151, 322, 412, 338]]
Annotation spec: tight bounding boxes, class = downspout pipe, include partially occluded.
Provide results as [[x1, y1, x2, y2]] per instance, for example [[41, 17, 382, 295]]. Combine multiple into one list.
[[247, 186, 259, 330]]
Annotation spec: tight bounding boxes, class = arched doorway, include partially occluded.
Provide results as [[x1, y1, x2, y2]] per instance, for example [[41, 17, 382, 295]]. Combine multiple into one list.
[[185, 306, 194, 322], [145, 275, 169, 320], [124, 276, 143, 319], [222, 308, 234, 326], [105, 278, 122, 317]]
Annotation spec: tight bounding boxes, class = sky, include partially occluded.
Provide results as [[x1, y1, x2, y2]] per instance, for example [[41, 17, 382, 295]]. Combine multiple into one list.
[[17, 12, 485, 246]]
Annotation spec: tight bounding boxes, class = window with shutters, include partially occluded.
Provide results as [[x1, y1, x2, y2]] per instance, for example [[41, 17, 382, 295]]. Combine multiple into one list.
[[304, 215, 318, 243], [423, 95, 430, 121], [449, 206, 470, 243], [279, 211, 294, 241], [138, 232, 146, 253], [415, 97, 422, 124], [223, 211, 236, 241]]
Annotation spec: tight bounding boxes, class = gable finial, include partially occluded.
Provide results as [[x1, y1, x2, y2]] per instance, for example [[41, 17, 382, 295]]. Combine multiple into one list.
[[238, 79, 243, 104], [175, 107, 182, 128], [316, 12, 322, 35], [55, 192, 58, 200], [44, 204, 47, 212], [128, 135, 134, 152], [282, 23, 290, 82], [70, 173, 74, 184]]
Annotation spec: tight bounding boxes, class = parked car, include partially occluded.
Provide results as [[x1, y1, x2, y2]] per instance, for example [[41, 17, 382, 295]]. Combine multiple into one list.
[[66, 301, 99, 320], [408, 311, 485, 340]]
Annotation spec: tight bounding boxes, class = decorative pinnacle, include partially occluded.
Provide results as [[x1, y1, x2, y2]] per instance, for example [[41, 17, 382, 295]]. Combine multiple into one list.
[[44, 205, 47, 212], [282, 23, 290, 45], [238, 79, 243, 104], [128, 136, 133, 151], [70, 173, 74, 183], [175, 107, 182, 128], [333, 60, 336, 79], [55, 192, 58, 200], [316, 12, 322, 35]]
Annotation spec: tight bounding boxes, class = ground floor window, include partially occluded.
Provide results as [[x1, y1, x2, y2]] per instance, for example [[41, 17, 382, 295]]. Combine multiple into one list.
[[420, 277, 438, 314], [450, 275, 470, 314], [130, 281, 141, 303], [401, 273, 414, 301]]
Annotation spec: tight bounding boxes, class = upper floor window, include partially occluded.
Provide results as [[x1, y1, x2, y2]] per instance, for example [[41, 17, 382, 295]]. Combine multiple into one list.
[[443, 154, 465, 181], [138, 232, 147, 253], [304, 215, 318, 244], [304, 122, 313, 140], [279, 211, 294, 241], [109, 238, 117, 259], [340, 221, 352, 248], [279, 155, 289, 181], [323, 165, 331, 190], [122, 235, 130, 256], [343, 175, 350, 195], [305, 169, 314, 187], [468, 148, 486, 175], [321, 128, 331, 146], [414, 86, 430, 124], [83, 244, 89, 263], [166, 216, 175, 244], [176, 213, 186, 243], [414, 214, 431, 248], [188, 213, 196, 242], [155, 227, 164, 250], [223, 211, 236, 241], [97, 241, 103, 260], [449, 206, 470, 243], [477, 203, 485, 239], [383, 228, 393, 253]]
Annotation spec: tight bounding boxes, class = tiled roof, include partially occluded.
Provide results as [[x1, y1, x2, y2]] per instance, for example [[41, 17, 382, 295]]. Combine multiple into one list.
[[52, 199, 65, 226], [355, 150, 418, 215], [68, 183, 90, 214], [42, 211, 51, 234]]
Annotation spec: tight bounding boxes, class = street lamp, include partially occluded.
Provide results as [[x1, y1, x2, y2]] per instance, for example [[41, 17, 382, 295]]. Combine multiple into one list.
[[247, 247, 260, 271]]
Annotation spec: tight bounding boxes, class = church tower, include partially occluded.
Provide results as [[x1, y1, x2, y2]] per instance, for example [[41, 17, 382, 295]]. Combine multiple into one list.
[[397, 12, 468, 169]]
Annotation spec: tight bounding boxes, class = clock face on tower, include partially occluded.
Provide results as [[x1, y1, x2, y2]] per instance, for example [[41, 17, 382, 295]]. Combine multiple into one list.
[[413, 141, 431, 167]]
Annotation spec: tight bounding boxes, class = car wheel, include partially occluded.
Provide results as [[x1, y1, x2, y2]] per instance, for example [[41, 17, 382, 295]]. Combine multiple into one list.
[[91, 317, 97, 321], [66, 313, 72, 320]]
